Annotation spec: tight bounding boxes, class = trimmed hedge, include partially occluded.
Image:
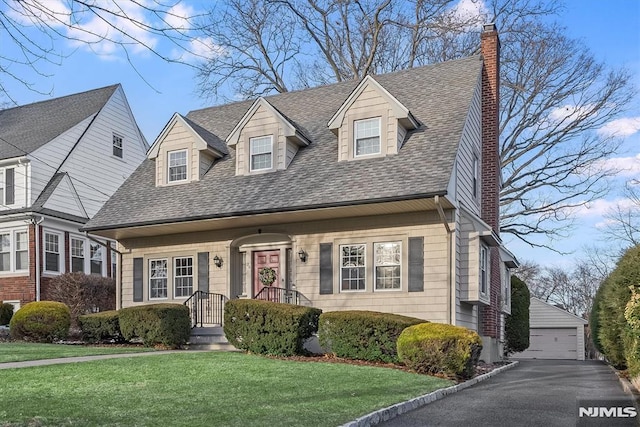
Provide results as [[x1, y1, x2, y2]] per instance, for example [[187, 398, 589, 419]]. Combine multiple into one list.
[[0, 302, 14, 325], [504, 275, 530, 355], [318, 310, 425, 363], [397, 322, 482, 379], [78, 310, 122, 343], [224, 299, 322, 356], [119, 304, 191, 348], [9, 301, 71, 342]]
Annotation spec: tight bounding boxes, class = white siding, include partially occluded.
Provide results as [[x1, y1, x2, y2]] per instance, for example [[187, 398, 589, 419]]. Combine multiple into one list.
[[56, 87, 147, 217], [30, 116, 94, 205], [41, 174, 87, 218], [0, 161, 29, 210]]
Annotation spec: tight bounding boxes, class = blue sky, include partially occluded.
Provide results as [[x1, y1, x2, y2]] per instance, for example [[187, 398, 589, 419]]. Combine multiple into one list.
[[2, 0, 639, 267]]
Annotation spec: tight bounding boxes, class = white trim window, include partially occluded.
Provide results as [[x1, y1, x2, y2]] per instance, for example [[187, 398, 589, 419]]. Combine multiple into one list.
[[0, 167, 15, 206], [14, 231, 28, 271], [0, 233, 9, 272], [480, 245, 488, 295], [354, 117, 381, 157], [90, 243, 103, 275], [113, 133, 123, 158], [374, 242, 401, 290], [473, 155, 479, 198], [71, 238, 85, 273], [44, 232, 61, 273], [111, 250, 117, 279], [149, 259, 168, 299], [340, 244, 366, 291], [502, 264, 511, 309], [174, 256, 193, 298], [250, 135, 273, 171], [168, 150, 188, 183]]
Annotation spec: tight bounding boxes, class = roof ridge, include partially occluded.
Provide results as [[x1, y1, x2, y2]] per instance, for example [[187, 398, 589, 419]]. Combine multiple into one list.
[[0, 84, 119, 113]]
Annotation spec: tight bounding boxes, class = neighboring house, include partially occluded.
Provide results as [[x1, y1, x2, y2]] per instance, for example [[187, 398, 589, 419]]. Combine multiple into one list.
[[0, 85, 148, 310], [83, 24, 517, 362], [513, 297, 588, 361]]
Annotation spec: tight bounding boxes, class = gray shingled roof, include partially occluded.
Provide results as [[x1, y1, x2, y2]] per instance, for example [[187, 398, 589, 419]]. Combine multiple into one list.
[[84, 56, 482, 231], [0, 85, 118, 160]]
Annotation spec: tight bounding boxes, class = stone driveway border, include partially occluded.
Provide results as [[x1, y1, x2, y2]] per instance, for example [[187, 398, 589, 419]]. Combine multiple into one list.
[[341, 361, 519, 427]]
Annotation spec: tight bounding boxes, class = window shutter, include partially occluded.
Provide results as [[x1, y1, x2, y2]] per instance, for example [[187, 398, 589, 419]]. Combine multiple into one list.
[[5, 168, 14, 205], [133, 257, 143, 302], [408, 237, 424, 292], [319, 243, 333, 295], [198, 252, 209, 293]]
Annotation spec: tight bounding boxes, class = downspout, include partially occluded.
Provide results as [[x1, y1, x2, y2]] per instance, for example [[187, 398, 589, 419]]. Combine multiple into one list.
[[31, 216, 44, 301], [435, 196, 454, 325]]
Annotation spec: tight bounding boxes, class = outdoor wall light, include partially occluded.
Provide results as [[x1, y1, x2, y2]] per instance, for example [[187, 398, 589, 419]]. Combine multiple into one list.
[[213, 255, 223, 268], [298, 249, 307, 262]]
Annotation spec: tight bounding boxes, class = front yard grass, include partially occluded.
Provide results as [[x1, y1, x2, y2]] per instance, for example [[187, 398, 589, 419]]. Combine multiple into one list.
[[0, 342, 153, 363], [0, 351, 452, 427]]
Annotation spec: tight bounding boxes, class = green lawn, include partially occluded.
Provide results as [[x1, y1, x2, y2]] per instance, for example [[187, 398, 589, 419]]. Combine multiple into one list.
[[0, 352, 452, 427], [0, 342, 153, 363]]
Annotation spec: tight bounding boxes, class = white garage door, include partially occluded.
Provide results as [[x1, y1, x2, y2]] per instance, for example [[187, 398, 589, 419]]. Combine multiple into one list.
[[524, 328, 578, 359]]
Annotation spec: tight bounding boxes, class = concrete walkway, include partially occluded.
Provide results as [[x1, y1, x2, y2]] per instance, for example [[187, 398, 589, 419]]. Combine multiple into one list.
[[376, 360, 636, 427], [0, 349, 204, 370]]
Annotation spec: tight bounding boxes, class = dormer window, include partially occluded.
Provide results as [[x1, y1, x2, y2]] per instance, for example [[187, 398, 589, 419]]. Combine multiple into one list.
[[250, 135, 273, 172], [168, 150, 188, 183], [354, 117, 381, 157]]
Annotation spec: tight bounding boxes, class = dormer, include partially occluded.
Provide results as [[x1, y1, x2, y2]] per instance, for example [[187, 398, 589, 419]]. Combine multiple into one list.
[[328, 75, 419, 162], [226, 98, 310, 176], [148, 113, 228, 186]]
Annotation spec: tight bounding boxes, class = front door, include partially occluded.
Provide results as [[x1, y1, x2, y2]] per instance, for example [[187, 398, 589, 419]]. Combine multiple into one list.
[[253, 250, 280, 297]]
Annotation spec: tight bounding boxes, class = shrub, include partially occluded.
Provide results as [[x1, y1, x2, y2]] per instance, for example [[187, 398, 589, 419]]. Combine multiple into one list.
[[46, 273, 115, 325], [504, 275, 530, 355], [597, 245, 640, 368], [224, 299, 322, 356], [9, 301, 71, 342], [119, 304, 190, 348], [590, 284, 605, 355], [318, 310, 425, 363], [397, 322, 482, 379], [0, 302, 14, 325], [78, 310, 122, 343]]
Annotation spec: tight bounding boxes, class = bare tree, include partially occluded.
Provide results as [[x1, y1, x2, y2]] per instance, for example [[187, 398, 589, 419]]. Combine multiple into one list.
[[0, 0, 208, 103], [603, 180, 640, 247], [195, 0, 635, 249]]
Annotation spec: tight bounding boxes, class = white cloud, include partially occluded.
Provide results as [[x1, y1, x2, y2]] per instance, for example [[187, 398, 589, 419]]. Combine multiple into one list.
[[171, 37, 226, 63], [441, 0, 488, 31], [574, 197, 637, 218], [598, 116, 640, 137], [548, 104, 593, 123], [593, 153, 640, 177], [165, 3, 195, 30]]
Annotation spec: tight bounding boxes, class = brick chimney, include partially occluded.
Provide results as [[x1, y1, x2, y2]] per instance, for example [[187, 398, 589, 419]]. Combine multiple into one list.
[[480, 23, 500, 234], [479, 23, 502, 341]]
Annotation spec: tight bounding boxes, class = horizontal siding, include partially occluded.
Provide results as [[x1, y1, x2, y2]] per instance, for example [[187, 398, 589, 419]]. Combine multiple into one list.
[[529, 298, 587, 328], [119, 211, 453, 322], [41, 175, 86, 217], [0, 162, 29, 210], [57, 87, 147, 217], [455, 77, 482, 212]]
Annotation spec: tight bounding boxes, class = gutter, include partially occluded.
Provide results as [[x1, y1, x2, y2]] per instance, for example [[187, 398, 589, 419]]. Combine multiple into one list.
[[82, 190, 449, 233]]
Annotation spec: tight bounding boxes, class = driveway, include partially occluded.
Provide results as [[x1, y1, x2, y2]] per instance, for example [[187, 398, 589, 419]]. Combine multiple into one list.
[[377, 360, 637, 427]]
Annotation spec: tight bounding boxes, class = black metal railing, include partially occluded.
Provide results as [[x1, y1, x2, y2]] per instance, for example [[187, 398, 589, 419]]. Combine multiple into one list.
[[184, 291, 228, 328], [254, 286, 302, 305]]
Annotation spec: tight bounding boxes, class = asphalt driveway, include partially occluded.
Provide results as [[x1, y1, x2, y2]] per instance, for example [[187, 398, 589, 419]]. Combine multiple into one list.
[[377, 360, 637, 427]]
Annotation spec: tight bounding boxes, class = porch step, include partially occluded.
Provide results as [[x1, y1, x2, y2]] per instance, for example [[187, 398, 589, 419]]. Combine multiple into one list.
[[187, 326, 239, 352]]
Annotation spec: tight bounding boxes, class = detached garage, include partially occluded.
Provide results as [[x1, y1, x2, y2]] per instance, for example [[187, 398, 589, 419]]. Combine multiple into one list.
[[513, 297, 588, 361]]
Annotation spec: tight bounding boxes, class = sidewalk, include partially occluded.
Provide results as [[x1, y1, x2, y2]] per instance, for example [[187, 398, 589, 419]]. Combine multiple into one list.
[[0, 349, 204, 370]]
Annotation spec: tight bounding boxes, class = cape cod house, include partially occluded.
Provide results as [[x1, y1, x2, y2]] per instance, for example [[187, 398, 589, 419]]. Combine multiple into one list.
[[83, 24, 517, 361], [0, 85, 148, 310]]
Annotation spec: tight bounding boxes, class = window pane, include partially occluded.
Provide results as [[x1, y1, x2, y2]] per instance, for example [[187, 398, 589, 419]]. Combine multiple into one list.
[[150, 259, 168, 299], [168, 151, 187, 182], [355, 118, 380, 156], [0, 234, 9, 272], [375, 242, 401, 290], [45, 233, 59, 272], [340, 244, 366, 291], [250, 136, 272, 171], [15, 232, 28, 271], [90, 243, 103, 275], [174, 257, 193, 297]]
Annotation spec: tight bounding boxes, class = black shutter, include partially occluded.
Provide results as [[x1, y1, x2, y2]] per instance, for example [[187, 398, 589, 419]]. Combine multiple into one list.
[[198, 252, 209, 292], [408, 237, 424, 292], [133, 257, 143, 302], [5, 168, 14, 205], [319, 243, 333, 295]]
